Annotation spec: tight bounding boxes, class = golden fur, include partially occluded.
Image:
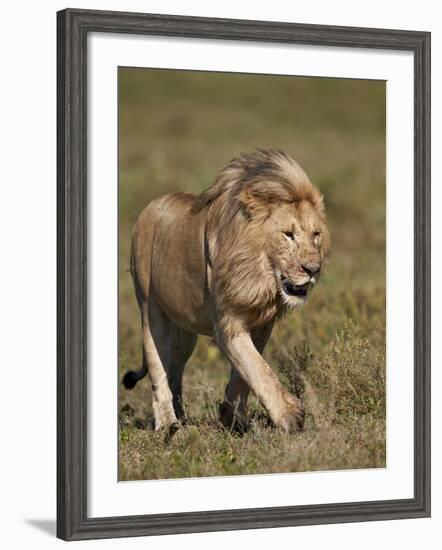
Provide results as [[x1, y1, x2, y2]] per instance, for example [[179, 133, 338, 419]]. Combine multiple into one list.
[[124, 149, 330, 434]]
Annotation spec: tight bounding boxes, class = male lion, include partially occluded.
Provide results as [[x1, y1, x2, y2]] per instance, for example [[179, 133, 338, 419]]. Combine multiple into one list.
[[123, 149, 330, 434]]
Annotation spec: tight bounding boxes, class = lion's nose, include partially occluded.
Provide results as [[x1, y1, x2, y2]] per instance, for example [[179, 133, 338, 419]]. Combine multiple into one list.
[[301, 262, 321, 277]]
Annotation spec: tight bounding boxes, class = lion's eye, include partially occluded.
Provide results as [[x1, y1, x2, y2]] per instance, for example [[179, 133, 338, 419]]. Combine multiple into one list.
[[283, 231, 295, 240]]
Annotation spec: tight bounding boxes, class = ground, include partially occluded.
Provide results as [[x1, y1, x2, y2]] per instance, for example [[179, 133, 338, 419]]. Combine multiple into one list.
[[118, 69, 386, 480]]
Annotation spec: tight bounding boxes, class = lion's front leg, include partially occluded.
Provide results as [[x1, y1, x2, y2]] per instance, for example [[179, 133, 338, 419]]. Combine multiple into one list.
[[219, 367, 250, 433], [219, 322, 274, 433], [218, 329, 304, 433]]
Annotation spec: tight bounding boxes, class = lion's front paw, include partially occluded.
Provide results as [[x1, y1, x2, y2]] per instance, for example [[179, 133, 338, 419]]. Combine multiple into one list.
[[219, 401, 249, 434], [276, 398, 305, 433]]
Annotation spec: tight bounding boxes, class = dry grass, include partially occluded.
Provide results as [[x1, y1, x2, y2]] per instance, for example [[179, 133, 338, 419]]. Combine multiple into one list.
[[118, 68, 386, 480]]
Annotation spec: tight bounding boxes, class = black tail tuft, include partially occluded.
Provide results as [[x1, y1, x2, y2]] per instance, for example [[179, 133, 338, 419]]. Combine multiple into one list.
[[122, 371, 138, 390]]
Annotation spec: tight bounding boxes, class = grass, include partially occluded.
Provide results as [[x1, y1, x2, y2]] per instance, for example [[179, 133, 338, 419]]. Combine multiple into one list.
[[118, 68, 386, 481]]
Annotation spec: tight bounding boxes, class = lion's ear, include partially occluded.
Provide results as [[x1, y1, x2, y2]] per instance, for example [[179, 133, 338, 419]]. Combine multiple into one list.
[[238, 189, 271, 218]]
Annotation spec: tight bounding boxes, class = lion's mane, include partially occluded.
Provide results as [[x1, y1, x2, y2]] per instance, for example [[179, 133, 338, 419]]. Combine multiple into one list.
[[192, 149, 330, 328]]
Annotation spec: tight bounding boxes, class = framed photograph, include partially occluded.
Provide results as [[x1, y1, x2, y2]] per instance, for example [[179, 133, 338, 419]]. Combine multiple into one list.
[[57, 8, 431, 541]]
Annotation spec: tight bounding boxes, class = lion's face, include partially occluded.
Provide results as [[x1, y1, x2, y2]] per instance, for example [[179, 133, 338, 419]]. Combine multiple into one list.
[[261, 200, 330, 309]]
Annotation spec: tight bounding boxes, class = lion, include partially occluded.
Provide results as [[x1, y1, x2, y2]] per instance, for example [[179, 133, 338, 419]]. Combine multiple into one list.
[[122, 149, 330, 434]]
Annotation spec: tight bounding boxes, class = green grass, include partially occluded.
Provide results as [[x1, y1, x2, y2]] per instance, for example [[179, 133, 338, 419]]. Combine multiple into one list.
[[118, 68, 386, 480]]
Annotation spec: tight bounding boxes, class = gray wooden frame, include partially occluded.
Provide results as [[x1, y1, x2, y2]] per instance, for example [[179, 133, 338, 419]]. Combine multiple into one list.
[[57, 8, 431, 541]]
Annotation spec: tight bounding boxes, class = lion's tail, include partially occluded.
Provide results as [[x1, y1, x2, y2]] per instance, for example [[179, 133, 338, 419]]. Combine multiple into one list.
[[122, 236, 148, 390], [122, 211, 154, 391], [122, 363, 147, 389]]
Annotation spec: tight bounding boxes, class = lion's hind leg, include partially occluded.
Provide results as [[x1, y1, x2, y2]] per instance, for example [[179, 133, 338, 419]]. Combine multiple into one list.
[[138, 296, 196, 433], [136, 296, 180, 432], [167, 326, 197, 422]]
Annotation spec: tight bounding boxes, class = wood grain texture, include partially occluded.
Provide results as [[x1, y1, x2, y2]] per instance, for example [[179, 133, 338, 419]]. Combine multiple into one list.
[[56, 8, 431, 541]]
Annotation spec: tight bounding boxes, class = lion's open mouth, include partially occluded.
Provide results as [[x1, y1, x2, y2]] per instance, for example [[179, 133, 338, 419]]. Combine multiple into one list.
[[281, 277, 309, 298]]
